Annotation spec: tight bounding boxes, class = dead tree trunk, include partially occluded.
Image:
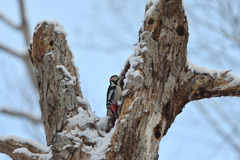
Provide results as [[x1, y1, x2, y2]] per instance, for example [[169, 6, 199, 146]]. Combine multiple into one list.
[[1, 0, 240, 159]]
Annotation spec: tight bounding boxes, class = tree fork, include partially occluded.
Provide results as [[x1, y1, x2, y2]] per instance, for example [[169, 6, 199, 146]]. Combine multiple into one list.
[[107, 1, 189, 159], [108, 0, 240, 159], [1, 0, 238, 159]]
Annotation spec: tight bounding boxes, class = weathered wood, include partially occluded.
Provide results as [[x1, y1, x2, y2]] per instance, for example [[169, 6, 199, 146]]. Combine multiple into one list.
[[106, 1, 190, 159], [0, 135, 52, 160], [189, 71, 240, 100], [30, 22, 91, 159], [2, 0, 240, 159]]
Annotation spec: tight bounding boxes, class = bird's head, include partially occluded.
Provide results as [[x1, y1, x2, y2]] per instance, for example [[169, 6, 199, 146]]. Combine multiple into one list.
[[110, 75, 119, 82]]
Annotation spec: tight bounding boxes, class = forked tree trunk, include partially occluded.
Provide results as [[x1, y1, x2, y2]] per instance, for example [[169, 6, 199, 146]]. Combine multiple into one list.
[[1, 0, 240, 160], [106, 1, 190, 159]]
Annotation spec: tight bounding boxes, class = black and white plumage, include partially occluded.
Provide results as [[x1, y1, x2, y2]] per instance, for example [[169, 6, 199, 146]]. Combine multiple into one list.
[[106, 75, 122, 118]]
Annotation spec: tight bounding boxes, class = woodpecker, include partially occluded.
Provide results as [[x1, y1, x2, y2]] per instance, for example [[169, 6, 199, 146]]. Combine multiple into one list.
[[106, 75, 122, 119]]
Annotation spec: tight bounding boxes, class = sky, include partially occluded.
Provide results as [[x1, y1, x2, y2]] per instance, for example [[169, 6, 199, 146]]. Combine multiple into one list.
[[0, 0, 240, 160]]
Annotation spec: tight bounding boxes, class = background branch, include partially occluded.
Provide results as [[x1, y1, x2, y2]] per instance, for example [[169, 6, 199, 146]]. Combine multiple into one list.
[[0, 43, 25, 58], [0, 107, 42, 124], [0, 12, 20, 29], [19, 0, 30, 46]]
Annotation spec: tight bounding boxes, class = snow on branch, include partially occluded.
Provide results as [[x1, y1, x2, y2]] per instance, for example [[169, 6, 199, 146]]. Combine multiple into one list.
[[0, 135, 51, 160], [0, 107, 42, 124], [187, 59, 240, 100]]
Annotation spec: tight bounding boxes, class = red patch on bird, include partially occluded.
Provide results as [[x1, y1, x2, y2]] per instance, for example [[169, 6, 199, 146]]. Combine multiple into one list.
[[110, 78, 112, 82], [110, 104, 118, 113]]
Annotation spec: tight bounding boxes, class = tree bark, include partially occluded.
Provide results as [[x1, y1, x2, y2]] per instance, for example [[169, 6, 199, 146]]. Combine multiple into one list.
[[30, 21, 92, 159], [107, 1, 189, 159], [1, 0, 240, 159]]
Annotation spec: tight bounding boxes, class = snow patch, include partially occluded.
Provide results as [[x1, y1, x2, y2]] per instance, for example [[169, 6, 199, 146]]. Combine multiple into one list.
[[122, 89, 129, 96], [34, 20, 68, 37], [67, 107, 96, 127], [120, 119, 126, 123], [74, 142, 81, 148], [187, 59, 228, 78], [77, 96, 92, 110], [187, 59, 240, 87], [87, 121, 118, 160], [13, 148, 52, 160], [96, 116, 109, 131], [129, 104, 134, 111], [56, 65, 76, 86], [63, 144, 71, 150], [122, 39, 146, 89], [129, 97, 141, 111], [145, 0, 160, 19], [224, 72, 240, 87], [0, 135, 50, 153], [64, 113, 118, 160], [45, 52, 55, 60], [141, 46, 148, 53], [63, 105, 119, 159]]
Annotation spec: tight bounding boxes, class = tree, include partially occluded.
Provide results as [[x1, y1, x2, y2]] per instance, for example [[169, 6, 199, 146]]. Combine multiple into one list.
[[0, 0, 240, 159]]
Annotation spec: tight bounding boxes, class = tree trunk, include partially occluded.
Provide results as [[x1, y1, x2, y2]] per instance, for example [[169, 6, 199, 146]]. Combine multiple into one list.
[[1, 0, 240, 159], [107, 1, 190, 159]]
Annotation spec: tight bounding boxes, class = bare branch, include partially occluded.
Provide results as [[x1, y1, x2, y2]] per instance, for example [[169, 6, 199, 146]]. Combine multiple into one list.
[[0, 12, 20, 29], [0, 135, 51, 159], [0, 43, 25, 58], [0, 0, 32, 44], [0, 0, 37, 89], [187, 63, 240, 101], [0, 107, 42, 124], [19, 0, 31, 45], [19, 0, 37, 89]]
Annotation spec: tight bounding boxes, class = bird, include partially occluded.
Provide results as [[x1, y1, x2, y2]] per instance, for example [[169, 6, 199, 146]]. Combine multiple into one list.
[[106, 75, 122, 119]]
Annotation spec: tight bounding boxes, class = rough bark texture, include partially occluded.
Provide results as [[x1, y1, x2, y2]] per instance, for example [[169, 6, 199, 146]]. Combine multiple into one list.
[[32, 23, 81, 144], [106, 0, 240, 159], [106, 1, 189, 159], [29, 22, 91, 159], [0, 139, 46, 160]]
